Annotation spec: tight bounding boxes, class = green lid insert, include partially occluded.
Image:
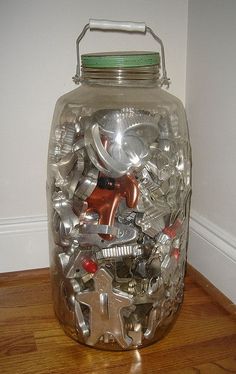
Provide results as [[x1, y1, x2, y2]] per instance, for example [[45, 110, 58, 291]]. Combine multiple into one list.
[[81, 51, 160, 68]]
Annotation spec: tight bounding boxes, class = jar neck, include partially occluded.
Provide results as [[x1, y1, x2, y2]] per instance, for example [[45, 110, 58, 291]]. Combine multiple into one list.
[[80, 65, 161, 87]]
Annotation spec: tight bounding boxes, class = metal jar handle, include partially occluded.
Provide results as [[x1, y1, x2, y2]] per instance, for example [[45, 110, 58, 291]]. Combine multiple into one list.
[[73, 19, 170, 88]]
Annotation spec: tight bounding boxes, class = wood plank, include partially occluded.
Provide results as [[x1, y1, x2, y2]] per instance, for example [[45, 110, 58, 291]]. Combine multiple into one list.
[[0, 282, 52, 307], [0, 266, 235, 374], [187, 264, 236, 316], [0, 268, 50, 287], [167, 356, 236, 373], [0, 332, 37, 357]]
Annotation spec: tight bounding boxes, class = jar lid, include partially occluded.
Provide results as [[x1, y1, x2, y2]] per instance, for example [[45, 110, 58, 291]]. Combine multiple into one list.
[[81, 51, 160, 68]]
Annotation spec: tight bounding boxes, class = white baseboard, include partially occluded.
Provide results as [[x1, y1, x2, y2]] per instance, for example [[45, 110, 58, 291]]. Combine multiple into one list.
[[0, 212, 235, 303], [189, 211, 236, 304], [0, 216, 49, 273]]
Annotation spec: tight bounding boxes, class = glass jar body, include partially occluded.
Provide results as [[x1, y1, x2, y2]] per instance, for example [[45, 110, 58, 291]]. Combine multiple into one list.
[[47, 79, 191, 350]]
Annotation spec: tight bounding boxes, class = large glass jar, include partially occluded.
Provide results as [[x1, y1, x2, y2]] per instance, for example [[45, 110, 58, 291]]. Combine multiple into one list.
[[47, 20, 191, 350]]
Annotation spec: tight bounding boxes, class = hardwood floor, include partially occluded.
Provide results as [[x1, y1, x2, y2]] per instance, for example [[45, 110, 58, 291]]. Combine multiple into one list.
[[0, 267, 235, 374]]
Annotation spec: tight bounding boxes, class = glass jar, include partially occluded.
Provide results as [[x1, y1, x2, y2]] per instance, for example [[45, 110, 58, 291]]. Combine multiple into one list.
[[47, 20, 191, 350]]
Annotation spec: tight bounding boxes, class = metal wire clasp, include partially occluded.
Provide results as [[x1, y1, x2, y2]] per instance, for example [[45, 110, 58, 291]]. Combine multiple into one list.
[[72, 19, 170, 88]]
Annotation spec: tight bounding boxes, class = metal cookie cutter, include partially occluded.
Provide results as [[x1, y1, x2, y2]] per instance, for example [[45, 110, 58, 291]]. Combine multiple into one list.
[[79, 223, 119, 237], [122, 117, 159, 145], [109, 114, 157, 170], [51, 152, 77, 179], [144, 295, 178, 340], [85, 123, 131, 178], [67, 152, 85, 198], [135, 201, 170, 238], [136, 168, 165, 203], [76, 267, 134, 348], [73, 223, 138, 249], [85, 173, 139, 240], [53, 191, 80, 235], [161, 252, 179, 284], [96, 109, 157, 169], [147, 147, 175, 182], [54, 201, 87, 246], [106, 224, 139, 247], [93, 108, 154, 136], [127, 321, 142, 347], [65, 249, 98, 279], [52, 122, 78, 161], [74, 168, 99, 201], [75, 298, 90, 338], [144, 304, 162, 340], [119, 134, 150, 169], [96, 244, 142, 260], [52, 151, 85, 199]]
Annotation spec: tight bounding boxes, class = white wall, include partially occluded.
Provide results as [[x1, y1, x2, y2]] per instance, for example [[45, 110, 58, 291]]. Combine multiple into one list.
[[1, 0, 235, 304], [0, 1, 188, 271], [186, 0, 236, 302]]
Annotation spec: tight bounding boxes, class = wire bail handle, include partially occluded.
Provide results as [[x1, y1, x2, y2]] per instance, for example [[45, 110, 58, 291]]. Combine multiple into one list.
[[73, 19, 170, 88]]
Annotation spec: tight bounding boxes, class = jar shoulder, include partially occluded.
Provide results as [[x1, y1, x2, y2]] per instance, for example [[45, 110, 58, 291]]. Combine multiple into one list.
[[56, 83, 185, 113], [52, 83, 188, 140]]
